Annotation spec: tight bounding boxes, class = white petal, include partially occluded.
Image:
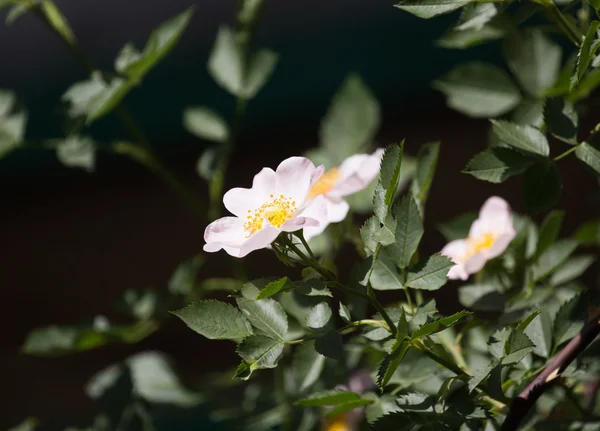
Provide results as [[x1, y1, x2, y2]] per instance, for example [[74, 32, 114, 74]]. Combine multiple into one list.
[[280, 216, 320, 232], [310, 164, 325, 187], [274, 156, 318, 203], [485, 231, 516, 259], [464, 252, 487, 275], [238, 224, 280, 257], [326, 198, 350, 223], [331, 149, 383, 197], [470, 196, 513, 237], [441, 239, 468, 263], [203, 217, 247, 254], [223, 168, 276, 217], [297, 195, 329, 240], [447, 264, 469, 281]]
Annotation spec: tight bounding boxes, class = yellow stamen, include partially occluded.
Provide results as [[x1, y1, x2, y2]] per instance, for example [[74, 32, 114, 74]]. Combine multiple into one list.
[[323, 415, 351, 431], [308, 168, 341, 200], [465, 232, 497, 259], [243, 195, 296, 236]]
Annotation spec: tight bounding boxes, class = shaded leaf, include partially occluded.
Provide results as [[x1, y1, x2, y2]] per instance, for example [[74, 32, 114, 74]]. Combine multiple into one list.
[[412, 310, 471, 340], [377, 340, 411, 389], [208, 26, 243, 95], [395, 0, 471, 19], [574, 21, 600, 85], [338, 302, 352, 323], [412, 141, 440, 208], [55, 136, 95, 172], [237, 335, 284, 372], [554, 294, 587, 347], [459, 284, 506, 311], [438, 212, 477, 241], [550, 255, 595, 286], [295, 390, 362, 407], [405, 254, 454, 291], [491, 120, 549, 157], [544, 98, 578, 145], [389, 194, 423, 269], [237, 296, 288, 340], [243, 49, 278, 98], [293, 340, 326, 392], [536, 210, 565, 258], [576, 140, 600, 176], [374, 143, 404, 223], [523, 161, 562, 213], [524, 312, 553, 358], [370, 251, 404, 291], [305, 302, 332, 330], [463, 147, 530, 183], [314, 329, 343, 360], [532, 239, 578, 281], [172, 300, 253, 340], [183, 107, 229, 142], [168, 255, 204, 296]]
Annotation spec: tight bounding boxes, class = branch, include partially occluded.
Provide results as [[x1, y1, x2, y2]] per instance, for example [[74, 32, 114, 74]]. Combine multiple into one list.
[[501, 314, 600, 430]]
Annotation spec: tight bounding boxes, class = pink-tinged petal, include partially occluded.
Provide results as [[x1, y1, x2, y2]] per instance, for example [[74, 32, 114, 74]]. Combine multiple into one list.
[[274, 156, 318, 203], [203, 217, 247, 256], [326, 198, 350, 223], [447, 264, 469, 281], [223, 168, 276, 217], [470, 196, 513, 238], [331, 149, 383, 197], [464, 252, 487, 275], [441, 239, 468, 263], [485, 231, 516, 259], [296, 195, 329, 240], [238, 224, 280, 257], [280, 216, 320, 232], [310, 164, 326, 187]]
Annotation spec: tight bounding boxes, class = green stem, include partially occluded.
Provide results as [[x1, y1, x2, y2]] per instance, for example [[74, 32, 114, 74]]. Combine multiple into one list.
[[286, 319, 389, 345], [553, 143, 581, 162], [404, 287, 415, 313]]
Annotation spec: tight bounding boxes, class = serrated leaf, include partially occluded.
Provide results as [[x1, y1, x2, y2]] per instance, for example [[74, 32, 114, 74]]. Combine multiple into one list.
[[323, 398, 375, 419], [550, 255, 595, 286], [438, 212, 477, 241], [456, 4, 497, 31], [463, 148, 530, 183], [295, 390, 362, 406], [237, 335, 284, 372], [394, 0, 471, 19], [412, 310, 470, 340], [504, 29, 562, 97], [314, 329, 343, 360], [320, 73, 380, 163], [574, 21, 600, 85], [305, 302, 332, 330], [183, 107, 229, 142], [503, 330, 534, 365], [374, 144, 404, 223], [390, 194, 423, 269], [524, 312, 553, 358], [237, 296, 288, 340], [491, 120, 549, 157], [293, 340, 326, 392], [468, 361, 496, 392], [208, 26, 243, 95], [536, 211, 565, 258], [361, 216, 380, 257], [370, 251, 404, 291], [412, 141, 440, 208], [554, 294, 587, 347], [55, 136, 95, 172], [436, 23, 506, 50], [339, 303, 352, 323], [458, 284, 506, 311], [532, 239, 578, 281], [397, 308, 409, 340], [171, 300, 253, 340], [365, 394, 402, 424], [433, 62, 521, 118], [377, 340, 410, 389], [576, 140, 600, 175], [243, 49, 278, 98], [256, 277, 289, 299], [544, 98, 578, 145], [524, 161, 562, 213], [296, 279, 333, 297], [405, 254, 453, 291]]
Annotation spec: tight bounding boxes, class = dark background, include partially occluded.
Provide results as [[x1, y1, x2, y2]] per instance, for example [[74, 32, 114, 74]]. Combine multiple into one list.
[[1, 0, 597, 429]]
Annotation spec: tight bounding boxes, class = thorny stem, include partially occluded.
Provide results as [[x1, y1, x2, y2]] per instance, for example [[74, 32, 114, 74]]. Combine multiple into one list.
[[501, 314, 600, 430], [29, 0, 207, 218]]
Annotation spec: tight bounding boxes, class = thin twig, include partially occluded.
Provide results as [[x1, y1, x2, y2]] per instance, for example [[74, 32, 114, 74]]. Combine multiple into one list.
[[501, 314, 600, 430]]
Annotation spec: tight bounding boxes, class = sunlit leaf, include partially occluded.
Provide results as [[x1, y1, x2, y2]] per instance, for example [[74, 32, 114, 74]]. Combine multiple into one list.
[[395, 0, 471, 19], [172, 300, 253, 340]]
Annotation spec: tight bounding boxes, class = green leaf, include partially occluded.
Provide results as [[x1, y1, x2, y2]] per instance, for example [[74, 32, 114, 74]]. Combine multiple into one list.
[[576, 140, 600, 176], [438, 212, 477, 241], [394, 0, 471, 19], [168, 255, 204, 296], [320, 73, 380, 163], [323, 398, 375, 419], [468, 361, 496, 392], [412, 310, 471, 340], [0, 89, 26, 158], [503, 330, 534, 365], [532, 239, 578, 281], [523, 161, 562, 213], [397, 308, 409, 341], [551, 255, 595, 285], [554, 294, 587, 347], [243, 49, 279, 98], [544, 98, 578, 145], [55, 136, 95, 172], [305, 302, 332, 330], [458, 284, 506, 311], [411, 142, 440, 208], [295, 390, 362, 406], [524, 312, 553, 358], [314, 329, 344, 360], [40, 0, 75, 45], [196, 146, 220, 181], [21, 319, 158, 357], [463, 147, 530, 183], [361, 216, 380, 257], [339, 303, 352, 323], [256, 277, 289, 300], [389, 194, 423, 269], [8, 418, 38, 431], [456, 4, 497, 31], [237, 296, 288, 340], [293, 340, 326, 392], [576, 219, 600, 245], [374, 143, 404, 223], [296, 279, 333, 297], [208, 26, 243, 95], [536, 211, 565, 258], [574, 21, 600, 84], [436, 23, 506, 50], [370, 251, 404, 291], [237, 335, 284, 373], [504, 29, 562, 97], [512, 99, 545, 127], [377, 340, 411, 389], [171, 300, 253, 340], [405, 254, 453, 291], [491, 120, 550, 157], [183, 107, 229, 142], [433, 62, 521, 118]]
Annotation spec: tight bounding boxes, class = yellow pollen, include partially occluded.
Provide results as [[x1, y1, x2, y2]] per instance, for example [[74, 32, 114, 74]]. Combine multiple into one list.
[[323, 415, 351, 431], [243, 195, 297, 236], [308, 168, 341, 200], [465, 232, 496, 259]]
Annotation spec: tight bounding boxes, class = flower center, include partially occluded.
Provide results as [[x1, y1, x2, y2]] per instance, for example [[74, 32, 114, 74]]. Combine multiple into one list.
[[323, 415, 351, 431], [244, 194, 296, 236], [308, 168, 341, 200], [466, 232, 497, 258]]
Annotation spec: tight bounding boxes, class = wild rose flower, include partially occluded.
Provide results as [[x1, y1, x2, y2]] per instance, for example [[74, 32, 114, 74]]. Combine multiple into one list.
[[203, 156, 328, 257], [304, 148, 384, 239], [441, 196, 516, 281], [321, 370, 375, 431]]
